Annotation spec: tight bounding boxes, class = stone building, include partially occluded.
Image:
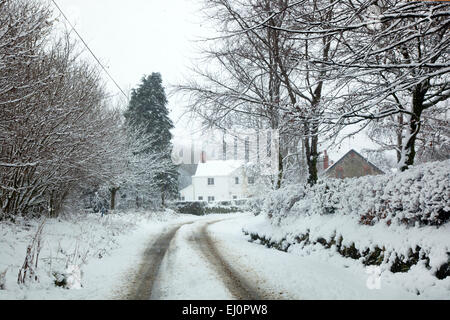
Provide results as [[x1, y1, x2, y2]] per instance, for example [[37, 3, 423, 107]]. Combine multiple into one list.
[[323, 149, 384, 179]]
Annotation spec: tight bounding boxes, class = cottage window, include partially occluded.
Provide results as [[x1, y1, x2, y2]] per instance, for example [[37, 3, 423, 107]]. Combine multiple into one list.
[[235, 177, 239, 184], [208, 178, 215, 185], [208, 196, 215, 202], [233, 196, 238, 200], [198, 196, 203, 201]]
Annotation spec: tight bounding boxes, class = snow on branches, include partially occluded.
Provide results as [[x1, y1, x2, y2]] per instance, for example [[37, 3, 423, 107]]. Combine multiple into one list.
[[0, 0, 123, 219], [180, 0, 449, 179]]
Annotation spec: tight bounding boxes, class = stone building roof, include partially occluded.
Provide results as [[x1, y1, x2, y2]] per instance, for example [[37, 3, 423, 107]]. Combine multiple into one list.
[[324, 149, 384, 178]]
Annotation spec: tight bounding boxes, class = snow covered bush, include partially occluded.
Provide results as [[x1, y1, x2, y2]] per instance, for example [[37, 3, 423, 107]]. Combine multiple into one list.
[[245, 197, 264, 216], [17, 220, 45, 285], [381, 162, 449, 226], [261, 184, 306, 225], [172, 200, 247, 215], [53, 265, 83, 290], [307, 179, 343, 217], [204, 201, 246, 214], [173, 201, 206, 215], [259, 160, 449, 228]]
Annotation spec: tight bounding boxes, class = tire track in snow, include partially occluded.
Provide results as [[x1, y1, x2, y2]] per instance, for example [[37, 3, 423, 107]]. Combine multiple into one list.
[[125, 221, 193, 300], [195, 220, 277, 300], [125, 216, 280, 300]]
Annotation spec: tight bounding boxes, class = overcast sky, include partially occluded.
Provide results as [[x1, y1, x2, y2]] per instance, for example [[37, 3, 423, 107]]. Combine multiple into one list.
[[53, 0, 384, 163], [55, 0, 206, 129]]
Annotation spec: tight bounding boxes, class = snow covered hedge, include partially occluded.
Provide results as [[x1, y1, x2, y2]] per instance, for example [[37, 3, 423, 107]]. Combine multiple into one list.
[[243, 160, 450, 283], [172, 200, 247, 215], [264, 160, 449, 228]]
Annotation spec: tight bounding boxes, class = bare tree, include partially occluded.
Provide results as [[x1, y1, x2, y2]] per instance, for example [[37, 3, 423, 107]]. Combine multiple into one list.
[[176, 0, 306, 187], [0, 1, 124, 219], [176, 0, 353, 185], [282, 0, 450, 171], [240, 0, 449, 171]]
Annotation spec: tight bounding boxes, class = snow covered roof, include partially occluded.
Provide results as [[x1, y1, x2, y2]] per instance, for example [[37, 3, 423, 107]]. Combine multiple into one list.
[[194, 160, 245, 177]]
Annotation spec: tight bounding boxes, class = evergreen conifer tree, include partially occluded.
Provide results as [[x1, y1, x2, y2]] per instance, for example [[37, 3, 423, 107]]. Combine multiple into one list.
[[124, 73, 178, 206]]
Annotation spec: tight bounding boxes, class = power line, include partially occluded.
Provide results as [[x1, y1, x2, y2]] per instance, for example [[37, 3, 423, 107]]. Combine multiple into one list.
[[51, 0, 129, 101]]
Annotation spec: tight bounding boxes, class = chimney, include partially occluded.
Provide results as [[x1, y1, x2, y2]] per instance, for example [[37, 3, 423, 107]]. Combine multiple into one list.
[[222, 138, 227, 161], [323, 150, 329, 170], [201, 151, 207, 163]]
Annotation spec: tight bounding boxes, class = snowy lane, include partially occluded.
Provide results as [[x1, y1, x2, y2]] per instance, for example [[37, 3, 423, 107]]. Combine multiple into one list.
[[194, 220, 274, 300], [123, 213, 418, 300], [126, 214, 279, 300], [149, 217, 235, 300], [125, 221, 194, 300]]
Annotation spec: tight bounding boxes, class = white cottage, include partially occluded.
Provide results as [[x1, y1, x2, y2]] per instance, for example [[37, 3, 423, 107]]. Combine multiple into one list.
[[179, 160, 254, 201]]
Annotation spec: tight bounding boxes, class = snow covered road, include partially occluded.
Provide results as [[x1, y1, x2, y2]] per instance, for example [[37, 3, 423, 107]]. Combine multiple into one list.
[[125, 215, 278, 300], [122, 213, 418, 300], [124, 222, 194, 299], [193, 220, 269, 300]]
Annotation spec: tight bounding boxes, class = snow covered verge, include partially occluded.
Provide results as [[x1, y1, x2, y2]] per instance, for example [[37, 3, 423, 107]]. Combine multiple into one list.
[[0, 209, 191, 300], [242, 160, 450, 298]]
